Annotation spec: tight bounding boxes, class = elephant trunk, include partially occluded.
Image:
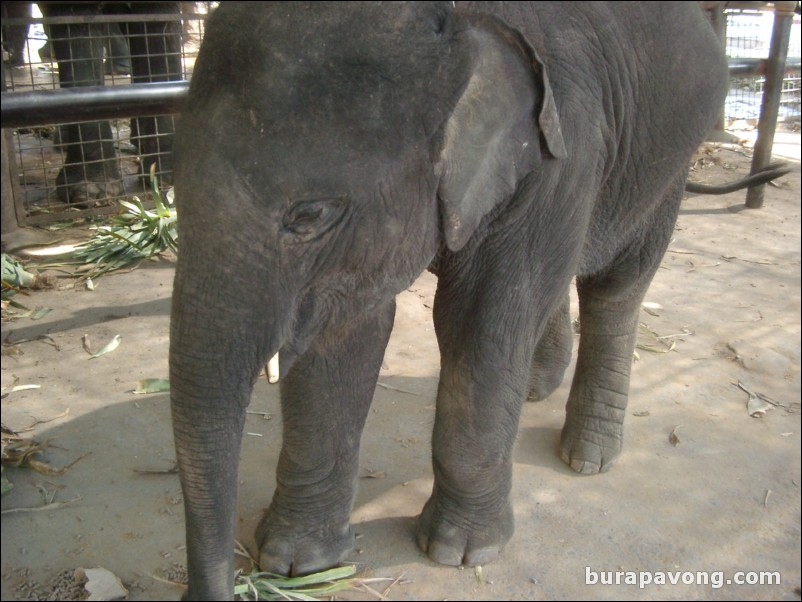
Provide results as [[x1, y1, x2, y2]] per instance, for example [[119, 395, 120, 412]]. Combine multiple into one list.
[[170, 259, 287, 599], [170, 394, 244, 600]]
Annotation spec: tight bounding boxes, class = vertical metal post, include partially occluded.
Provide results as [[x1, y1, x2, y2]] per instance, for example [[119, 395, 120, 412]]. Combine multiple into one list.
[[1, 54, 20, 239], [745, 1, 795, 209]]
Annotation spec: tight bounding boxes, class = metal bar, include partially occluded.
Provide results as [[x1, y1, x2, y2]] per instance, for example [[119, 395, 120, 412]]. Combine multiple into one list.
[[0, 81, 188, 128], [728, 57, 801, 77], [2, 13, 204, 26], [745, 2, 796, 209]]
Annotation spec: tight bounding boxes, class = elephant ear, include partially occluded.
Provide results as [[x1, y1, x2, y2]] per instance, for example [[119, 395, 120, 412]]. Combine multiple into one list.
[[435, 14, 566, 252]]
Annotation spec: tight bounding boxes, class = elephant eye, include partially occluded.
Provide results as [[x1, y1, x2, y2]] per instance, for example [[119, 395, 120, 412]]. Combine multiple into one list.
[[282, 197, 347, 242]]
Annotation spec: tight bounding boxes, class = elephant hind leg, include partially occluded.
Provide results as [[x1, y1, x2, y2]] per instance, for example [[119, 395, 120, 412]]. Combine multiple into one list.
[[561, 184, 683, 474], [527, 292, 574, 401]]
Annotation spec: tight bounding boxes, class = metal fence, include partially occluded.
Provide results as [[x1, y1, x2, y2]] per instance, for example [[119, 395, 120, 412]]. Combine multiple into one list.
[[2, 4, 800, 228], [724, 7, 801, 122], [2, 2, 213, 226]]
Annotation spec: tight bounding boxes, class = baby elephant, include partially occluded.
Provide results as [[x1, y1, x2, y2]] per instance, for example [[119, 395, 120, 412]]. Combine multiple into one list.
[[169, 2, 729, 599]]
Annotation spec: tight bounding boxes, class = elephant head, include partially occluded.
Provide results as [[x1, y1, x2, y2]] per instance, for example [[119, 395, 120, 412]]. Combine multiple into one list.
[[170, 2, 565, 598]]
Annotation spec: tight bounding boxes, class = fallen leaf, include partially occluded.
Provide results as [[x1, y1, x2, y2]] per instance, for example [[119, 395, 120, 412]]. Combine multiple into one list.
[[360, 470, 386, 479], [641, 301, 662, 317], [26, 457, 65, 476], [75, 567, 128, 601], [1, 468, 12, 495], [89, 335, 121, 359], [133, 378, 170, 394], [669, 425, 682, 446], [133, 465, 178, 475], [636, 323, 677, 354], [632, 411, 651, 417], [747, 393, 771, 418], [1, 384, 41, 394], [30, 307, 51, 320]]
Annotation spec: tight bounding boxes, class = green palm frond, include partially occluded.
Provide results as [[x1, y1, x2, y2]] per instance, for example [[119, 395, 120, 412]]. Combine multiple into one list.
[[34, 165, 177, 280]]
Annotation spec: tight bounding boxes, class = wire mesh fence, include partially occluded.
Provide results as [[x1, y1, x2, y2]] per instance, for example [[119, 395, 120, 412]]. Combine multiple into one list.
[[2, 2, 214, 226], [724, 7, 801, 123], [2, 4, 800, 228]]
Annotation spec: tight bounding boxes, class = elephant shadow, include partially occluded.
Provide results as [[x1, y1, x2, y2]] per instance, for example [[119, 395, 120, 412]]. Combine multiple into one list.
[[1, 393, 183, 598], [2, 358, 579, 586]]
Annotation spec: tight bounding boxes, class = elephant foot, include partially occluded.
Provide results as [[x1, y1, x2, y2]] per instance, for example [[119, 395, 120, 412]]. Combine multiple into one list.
[[526, 370, 566, 402], [559, 418, 622, 474], [415, 490, 514, 567], [56, 167, 124, 209], [527, 297, 573, 402], [255, 510, 354, 576]]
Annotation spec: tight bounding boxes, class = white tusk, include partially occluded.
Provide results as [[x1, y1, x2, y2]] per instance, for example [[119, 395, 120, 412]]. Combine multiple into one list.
[[267, 353, 280, 384]]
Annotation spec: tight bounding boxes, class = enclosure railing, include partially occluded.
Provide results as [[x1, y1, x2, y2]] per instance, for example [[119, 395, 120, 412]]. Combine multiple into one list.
[[2, 2, 799, 229]]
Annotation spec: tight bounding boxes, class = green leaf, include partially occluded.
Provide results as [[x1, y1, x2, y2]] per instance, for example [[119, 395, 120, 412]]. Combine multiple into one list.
[[133, 379, 170, 394], [29, 181, 178, 281], [30, 307, 51, 320], [1, 467, 13, 496], [233, 565, 358, 601]]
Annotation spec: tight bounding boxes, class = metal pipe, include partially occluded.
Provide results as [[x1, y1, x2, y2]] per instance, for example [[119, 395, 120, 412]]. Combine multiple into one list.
[[745, 1, 796, 209], [0, 81, 188, 128], [728, 57, 801, 76], [2, 59, 795, 130]]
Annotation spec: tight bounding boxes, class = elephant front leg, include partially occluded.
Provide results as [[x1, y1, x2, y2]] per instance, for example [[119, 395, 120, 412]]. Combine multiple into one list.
[[256, 302, 396, 576], [418, 270, 561, 567], [416, 363, 519, 567]]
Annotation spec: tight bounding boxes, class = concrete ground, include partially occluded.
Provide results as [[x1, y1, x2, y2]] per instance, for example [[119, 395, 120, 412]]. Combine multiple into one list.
[[1, 132, 800, 600]]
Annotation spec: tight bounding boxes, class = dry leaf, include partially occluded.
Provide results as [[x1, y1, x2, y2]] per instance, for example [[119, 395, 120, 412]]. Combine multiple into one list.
[[89, 335, 121, 359], [747, 394, 771, 418], [75, 567, 128, 601], [669, 425, 682, 446], [360, 470, 385, 479]]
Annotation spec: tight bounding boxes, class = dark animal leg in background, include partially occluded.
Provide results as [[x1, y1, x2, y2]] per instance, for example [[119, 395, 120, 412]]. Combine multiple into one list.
[[122, 1, 182, 186], [1, 1, 31, 67], [561, 179, 685, 474], [39, 3, 123, 207], [527, 292, 573, 401]]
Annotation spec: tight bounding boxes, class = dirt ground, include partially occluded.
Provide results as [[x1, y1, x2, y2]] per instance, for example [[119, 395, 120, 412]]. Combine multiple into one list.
[[2, 128, 800, 601]]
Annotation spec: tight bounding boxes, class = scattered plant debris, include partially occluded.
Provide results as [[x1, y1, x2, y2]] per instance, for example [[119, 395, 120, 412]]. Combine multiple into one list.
[[733, 381, 799, 416], [234, 565, 362, 601], [86, 334, 122, 359], [29, 166, 177, 282], [1, 425, 88, 478], [76, 567, 128, 601], [133, 378, 170, 394], [669, 425, 682, 446], [1, 253, 54, 317]]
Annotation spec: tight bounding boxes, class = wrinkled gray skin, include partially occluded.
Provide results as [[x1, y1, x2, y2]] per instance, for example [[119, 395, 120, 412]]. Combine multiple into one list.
[[170, 2, 728, 599]]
